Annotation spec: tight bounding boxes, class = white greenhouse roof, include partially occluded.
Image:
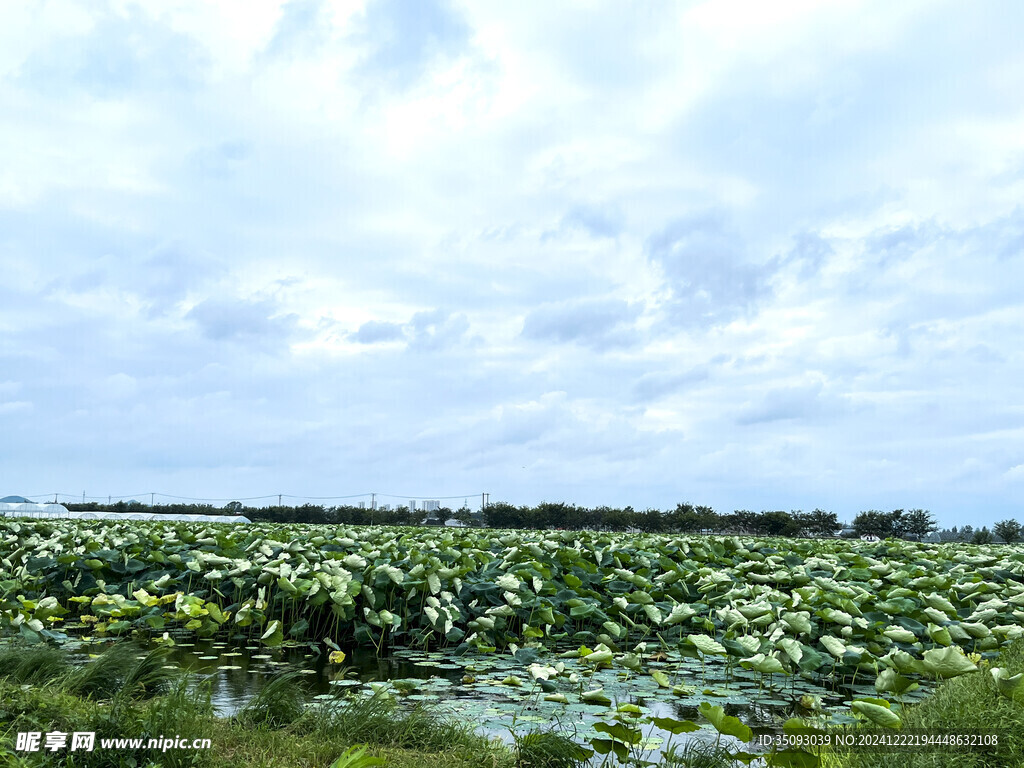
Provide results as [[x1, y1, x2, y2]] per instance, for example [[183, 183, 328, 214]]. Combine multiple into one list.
[[0, 503, 249, 524]]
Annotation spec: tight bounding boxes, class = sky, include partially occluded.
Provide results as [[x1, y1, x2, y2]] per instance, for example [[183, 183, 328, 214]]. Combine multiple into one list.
[[1, 0, 1022, 525]]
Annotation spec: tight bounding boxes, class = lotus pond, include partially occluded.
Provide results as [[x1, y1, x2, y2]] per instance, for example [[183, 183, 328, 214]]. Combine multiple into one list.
[[3, 519, 1024, 741]]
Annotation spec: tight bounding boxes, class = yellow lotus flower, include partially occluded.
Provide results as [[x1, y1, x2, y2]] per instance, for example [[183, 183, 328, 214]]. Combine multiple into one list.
[[329, 650, 347, 664]]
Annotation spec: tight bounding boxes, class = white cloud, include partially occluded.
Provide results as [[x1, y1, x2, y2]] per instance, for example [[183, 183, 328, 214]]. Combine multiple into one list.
[[0, 0, 1022, 524]]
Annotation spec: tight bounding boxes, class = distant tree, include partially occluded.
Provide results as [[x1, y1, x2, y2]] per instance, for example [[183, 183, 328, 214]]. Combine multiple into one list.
[[902, 509, 937, 540], [852, 510, 893, 538], [760, 510, 801, 536], [668, 503, 701, 532], [483, 501, 517, 528], [299, 503, 328, 524], [938, 526, 959, 542], [533, 502, 574, 529], [994, 519, 1022, 544], [972, 527, 994, 545], [599, 507, 633, 531], [959, 525, 975, 542], [888, 509, 907, 538], [694, 506, 720, 533], [805, 509, 841, 537], [727, 510, 759, 534], [636, 508, 666, 533], [561, 504, 590, 530], [588, 506, 613, 530], [406, 506, 428, 526], [454, 507, 474, 526], [435, 506, 453, 525]]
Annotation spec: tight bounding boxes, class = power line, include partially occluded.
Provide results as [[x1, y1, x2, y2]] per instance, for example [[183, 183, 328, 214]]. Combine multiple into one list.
[[375, 493, 481, 501], [154, 493, 280, 502], [281, 493, 373, 501], [27, 490, 487, 505]]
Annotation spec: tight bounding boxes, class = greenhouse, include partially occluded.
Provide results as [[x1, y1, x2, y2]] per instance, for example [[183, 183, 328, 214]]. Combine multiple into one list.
[[0, 503, 249, 524]]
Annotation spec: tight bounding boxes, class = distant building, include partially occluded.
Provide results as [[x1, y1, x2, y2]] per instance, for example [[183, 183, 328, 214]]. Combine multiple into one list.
[[0, 495, 32, 503], [358, 501, 366, 509], [408, 500, 416, 512], [422, 500, 440, 512]]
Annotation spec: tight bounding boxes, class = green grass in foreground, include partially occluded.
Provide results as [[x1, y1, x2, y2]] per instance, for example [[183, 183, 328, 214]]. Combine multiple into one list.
[[0, 644, 514, 768], [822, 640, 1024, 768]]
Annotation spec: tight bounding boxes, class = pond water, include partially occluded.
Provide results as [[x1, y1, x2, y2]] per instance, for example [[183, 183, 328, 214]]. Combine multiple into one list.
[[68, 635, 936, 759]]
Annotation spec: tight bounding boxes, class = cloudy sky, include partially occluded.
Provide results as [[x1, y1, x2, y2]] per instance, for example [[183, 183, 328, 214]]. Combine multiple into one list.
[[1, 0, 1022, 524]]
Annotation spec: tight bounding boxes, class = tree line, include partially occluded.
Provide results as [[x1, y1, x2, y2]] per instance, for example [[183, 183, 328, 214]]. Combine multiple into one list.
[[60, 500, 1023, 542], [63, 501, 447, 527], [61, 500, 1024, 543]]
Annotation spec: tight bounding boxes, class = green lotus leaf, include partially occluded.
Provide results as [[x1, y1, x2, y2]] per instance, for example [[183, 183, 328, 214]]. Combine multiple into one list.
[[780, 611, 812, 635], [686, 634, 727, 657], [920, 646, 978, 678], [699, 702, 753, 742], [650, 716, 699, 735], [819, 636, 846, 659], [261, 620, 284, 647], [923, 593, 957, 614], [664, 603, 697, 626], [882, 625, 917, 644], [990, 667, 1024, 700], [927, 623, 952, 646], [651, 670, 670, 688], [741, 653, 786, 675], [602, 620, 624, 639], [581, 688, 612, 705], [642, 604, 663, 624], [776, 637, 803, 665], [959, 622, 991, 639], [617, 653, 642, 671], [582, 649, 613, 666], [852, 699, 901, 729], [875, 668, 918, 695]]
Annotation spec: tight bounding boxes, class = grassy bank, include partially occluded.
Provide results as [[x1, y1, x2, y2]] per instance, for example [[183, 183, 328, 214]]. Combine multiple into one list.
[[0, 644, 514, 768], [821, 640, 1024, 768]]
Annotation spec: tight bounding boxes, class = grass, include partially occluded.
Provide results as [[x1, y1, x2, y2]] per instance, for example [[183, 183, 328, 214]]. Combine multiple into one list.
[[307, 689, 490, 753], [0, 646, 70, 686], [60, 644, 143, 700], [513, 730, 592, 768], [237, 670, 306, 729], [660, 740, 736, 768], [821, 640, 1024, 768], [117, 646, 178, 700], [0, 642, 517, 768]]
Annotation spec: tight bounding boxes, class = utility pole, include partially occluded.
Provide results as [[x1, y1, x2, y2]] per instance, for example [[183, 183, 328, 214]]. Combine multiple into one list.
[[82, 491, 85, 503], [481, 492, 485, 512], [371, 493, 376, 510], [108, 496, 111, 504], [278, 494, 282, 507], [150, 492, 155, 506]]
